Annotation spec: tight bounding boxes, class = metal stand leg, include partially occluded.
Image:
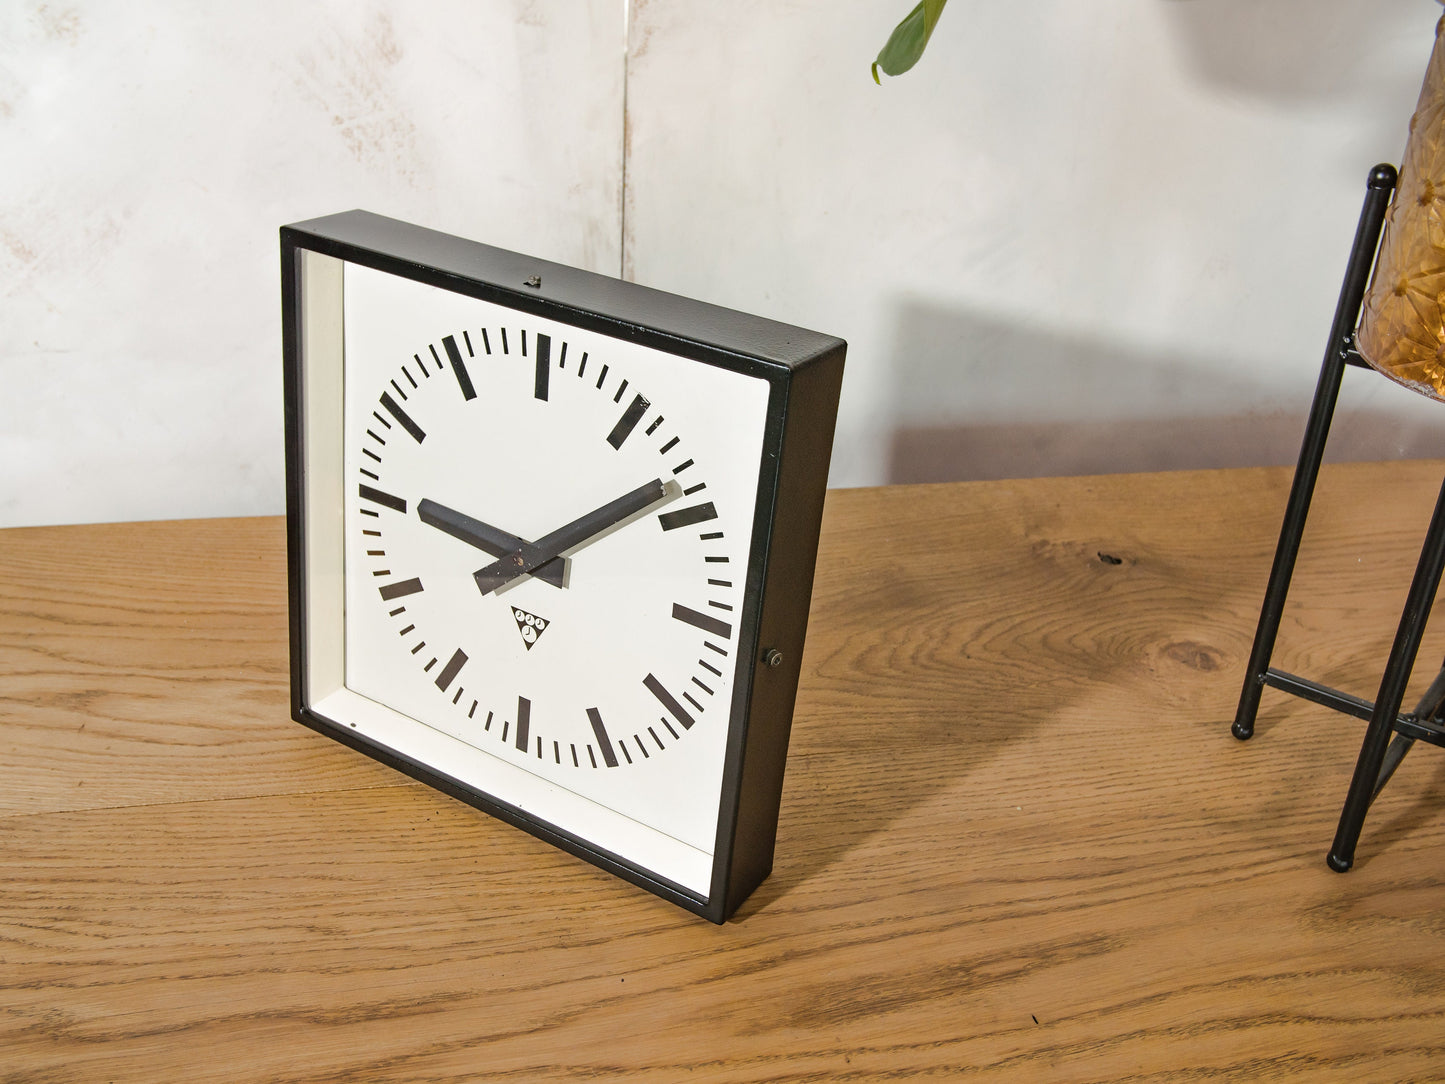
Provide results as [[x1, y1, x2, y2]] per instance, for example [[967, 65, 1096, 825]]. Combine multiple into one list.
[[1232, 165, 1398, 740], [1370, 662, 1445, 800], [1329, 476, 1445, 871]]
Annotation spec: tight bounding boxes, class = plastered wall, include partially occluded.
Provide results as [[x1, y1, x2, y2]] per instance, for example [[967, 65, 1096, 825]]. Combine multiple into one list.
[[3, 0, 1443, 526]]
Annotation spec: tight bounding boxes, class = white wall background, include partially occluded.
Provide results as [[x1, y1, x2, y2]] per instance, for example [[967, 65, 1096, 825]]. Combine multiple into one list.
[[0, 0, 624, 527], [3, 0, 1444, 526]]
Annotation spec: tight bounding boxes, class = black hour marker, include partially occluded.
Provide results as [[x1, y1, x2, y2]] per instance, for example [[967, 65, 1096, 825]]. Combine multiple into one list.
[[442, 335, 477, 401], [587, 707, 620, 767], [534, 333, 551, 400], [673, 602, 732, 640], [645, 674, 694, 731], [378, 577, 424, 600], [659, 502, 717, 532], [607, 394, 651, 450], [435, 648, 467, 692], [380, 392, 425, 443], [359, 484, 407, 513], [515, 695, 530, 752]]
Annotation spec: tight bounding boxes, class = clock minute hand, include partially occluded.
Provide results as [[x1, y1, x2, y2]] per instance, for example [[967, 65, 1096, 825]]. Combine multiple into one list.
[[473, 478, 669, 596], [417, 498, 567, 589]]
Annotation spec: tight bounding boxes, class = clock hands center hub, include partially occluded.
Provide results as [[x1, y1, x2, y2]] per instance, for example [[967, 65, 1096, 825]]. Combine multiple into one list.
[[474, 477, 674, 595], [416, 497, 567, 588]]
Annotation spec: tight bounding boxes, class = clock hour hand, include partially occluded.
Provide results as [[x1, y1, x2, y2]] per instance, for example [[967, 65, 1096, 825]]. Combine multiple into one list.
[[417, 498, 567, 589], [473, 478, 669, 595]]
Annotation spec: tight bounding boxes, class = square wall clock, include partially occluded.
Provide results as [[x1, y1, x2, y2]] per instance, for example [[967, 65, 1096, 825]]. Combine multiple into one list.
[[280, 211, 845, 923]]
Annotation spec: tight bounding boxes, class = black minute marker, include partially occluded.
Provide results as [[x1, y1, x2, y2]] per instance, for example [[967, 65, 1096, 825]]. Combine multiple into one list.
[[379, 392, 425, 443], [534, 333, 551, 400], [607, 394, 650, 450], [442, 335, 477, 400]]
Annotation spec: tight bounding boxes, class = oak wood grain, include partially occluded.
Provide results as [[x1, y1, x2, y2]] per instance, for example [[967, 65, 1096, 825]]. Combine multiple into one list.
[[5, 463, 1445, 1081]]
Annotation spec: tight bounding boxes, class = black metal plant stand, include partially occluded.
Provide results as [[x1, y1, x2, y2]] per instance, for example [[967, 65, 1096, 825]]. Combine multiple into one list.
[[1233, 162, 1445, 872]]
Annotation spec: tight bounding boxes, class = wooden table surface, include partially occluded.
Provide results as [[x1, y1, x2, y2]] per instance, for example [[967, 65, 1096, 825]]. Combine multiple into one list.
[[6, 462, 1445, 1081]]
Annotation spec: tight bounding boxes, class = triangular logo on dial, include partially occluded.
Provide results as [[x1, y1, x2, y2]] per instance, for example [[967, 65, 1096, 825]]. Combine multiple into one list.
[[512, 606, 549, 651]]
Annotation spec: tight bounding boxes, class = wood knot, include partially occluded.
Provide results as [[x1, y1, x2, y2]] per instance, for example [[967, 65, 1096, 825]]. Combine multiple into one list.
[[1163, 640, 1220, 672]]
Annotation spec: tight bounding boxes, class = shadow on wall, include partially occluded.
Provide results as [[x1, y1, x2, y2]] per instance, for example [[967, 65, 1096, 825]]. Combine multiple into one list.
[[883, 299, 1445, 485], [1160, 0, 1423, 102]]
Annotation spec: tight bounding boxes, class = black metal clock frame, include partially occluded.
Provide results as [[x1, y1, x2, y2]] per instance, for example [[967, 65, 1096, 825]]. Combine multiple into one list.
[[281, 211, 845, 922]]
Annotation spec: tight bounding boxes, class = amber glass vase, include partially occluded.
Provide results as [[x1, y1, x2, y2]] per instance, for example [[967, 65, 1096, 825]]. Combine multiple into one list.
[[1357, 10, 1445, 401]]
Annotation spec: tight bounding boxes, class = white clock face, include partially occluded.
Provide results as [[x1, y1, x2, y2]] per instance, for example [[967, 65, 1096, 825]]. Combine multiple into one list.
[[337, 264, 771, 891]]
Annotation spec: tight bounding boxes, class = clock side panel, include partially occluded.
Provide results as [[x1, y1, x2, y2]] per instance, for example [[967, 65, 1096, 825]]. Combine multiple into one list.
[[716, 339, 845, 918]]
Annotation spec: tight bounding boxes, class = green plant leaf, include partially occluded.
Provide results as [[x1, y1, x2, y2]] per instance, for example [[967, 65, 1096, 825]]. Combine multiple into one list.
[[872, 0, 949, 84]]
